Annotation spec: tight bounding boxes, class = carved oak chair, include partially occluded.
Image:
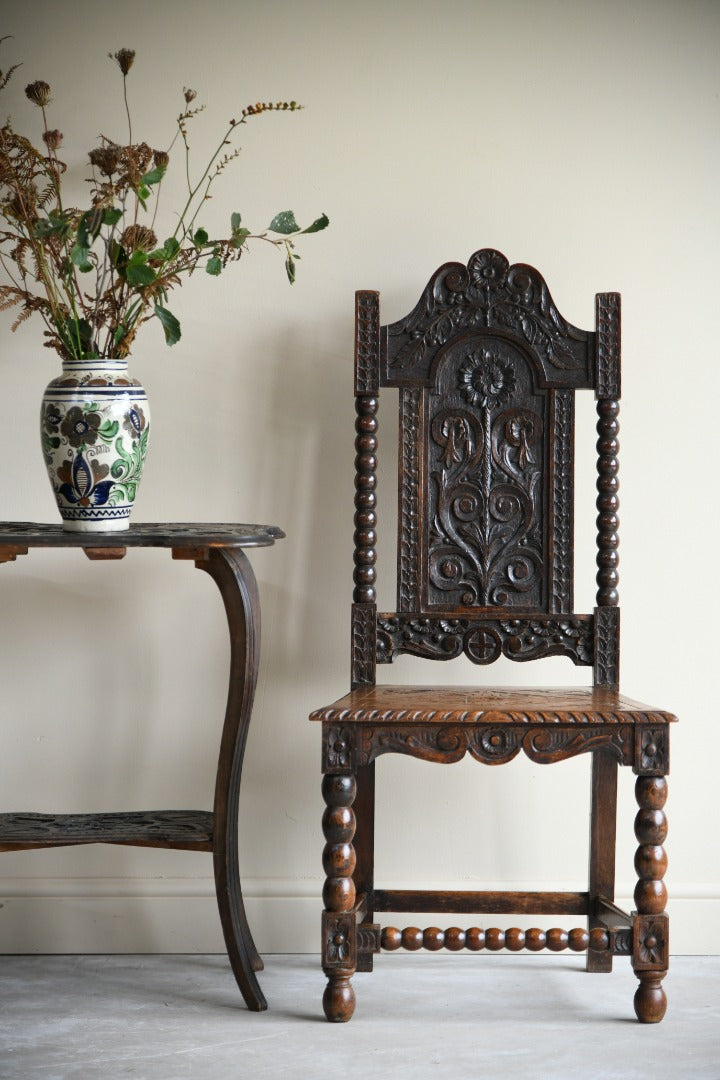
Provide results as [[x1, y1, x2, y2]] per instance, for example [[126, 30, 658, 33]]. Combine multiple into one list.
[[309, 249, 677, 1024]]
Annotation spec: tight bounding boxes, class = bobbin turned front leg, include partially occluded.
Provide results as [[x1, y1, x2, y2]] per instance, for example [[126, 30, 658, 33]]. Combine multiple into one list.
[[322, 772, 357, 1022], [633, 775, 669, 1023]]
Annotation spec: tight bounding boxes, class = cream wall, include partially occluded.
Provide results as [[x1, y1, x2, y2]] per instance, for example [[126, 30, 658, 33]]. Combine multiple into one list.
[[0, 0, 717, 955]]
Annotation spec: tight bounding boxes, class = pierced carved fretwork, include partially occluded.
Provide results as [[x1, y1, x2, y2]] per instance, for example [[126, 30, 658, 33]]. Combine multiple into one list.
[[376, 614, 594, 666], [385, 249, 592, 385]]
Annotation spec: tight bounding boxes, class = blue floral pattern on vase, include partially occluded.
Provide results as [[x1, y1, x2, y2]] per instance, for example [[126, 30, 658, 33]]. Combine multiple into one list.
[[41, 359, 150, 532]]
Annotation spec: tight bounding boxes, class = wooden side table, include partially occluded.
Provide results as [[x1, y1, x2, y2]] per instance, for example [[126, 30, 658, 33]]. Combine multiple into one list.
[[0, 522, 284, 1012]]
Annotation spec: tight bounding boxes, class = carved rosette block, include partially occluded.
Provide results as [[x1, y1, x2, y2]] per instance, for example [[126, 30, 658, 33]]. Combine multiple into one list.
[[321, 774, 357, 1022], [353, 396, 378, 606], [323, 726, 356, 772], [634, 726, 669, 777], [633, 776, 669, 1023]]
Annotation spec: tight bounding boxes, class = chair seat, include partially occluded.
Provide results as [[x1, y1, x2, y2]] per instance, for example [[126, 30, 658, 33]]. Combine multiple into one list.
[[310, 685, 678, 726]]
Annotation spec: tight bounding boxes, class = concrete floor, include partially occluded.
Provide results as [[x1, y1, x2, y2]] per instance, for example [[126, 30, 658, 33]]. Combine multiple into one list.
[[0, 954, 717, 1079]]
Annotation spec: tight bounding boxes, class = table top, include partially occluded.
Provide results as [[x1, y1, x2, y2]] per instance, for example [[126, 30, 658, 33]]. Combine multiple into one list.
[[0, 522, 285, 550]]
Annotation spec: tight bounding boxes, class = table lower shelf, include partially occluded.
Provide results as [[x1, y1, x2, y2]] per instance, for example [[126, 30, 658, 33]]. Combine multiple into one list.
[[0, 810, 214, 851]]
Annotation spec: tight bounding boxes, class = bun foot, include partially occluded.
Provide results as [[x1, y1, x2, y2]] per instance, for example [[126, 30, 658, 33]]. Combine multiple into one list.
[[323, 976, 356, 1022], [634, 974, 667, 1023]]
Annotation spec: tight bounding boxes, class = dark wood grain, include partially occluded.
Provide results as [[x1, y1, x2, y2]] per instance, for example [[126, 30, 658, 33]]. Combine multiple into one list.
[[0, 811, 213, 851], [0, 521, 284, 550], [0, 523, 282, 1011], [311, 250, 676, 1024], [311, 685, 676, 726]]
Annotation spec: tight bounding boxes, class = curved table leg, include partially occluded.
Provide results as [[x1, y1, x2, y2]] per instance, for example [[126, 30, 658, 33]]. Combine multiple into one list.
[[196, 546, 267, 1011]]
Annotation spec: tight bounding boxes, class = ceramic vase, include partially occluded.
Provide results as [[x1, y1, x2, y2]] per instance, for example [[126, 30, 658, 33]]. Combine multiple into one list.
[[40, 358, 150, 532]]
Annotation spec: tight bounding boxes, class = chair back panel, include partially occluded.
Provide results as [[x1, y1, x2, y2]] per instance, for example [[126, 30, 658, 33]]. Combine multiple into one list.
[[351, 250, 621, 687], [382, 251, 593, 617]]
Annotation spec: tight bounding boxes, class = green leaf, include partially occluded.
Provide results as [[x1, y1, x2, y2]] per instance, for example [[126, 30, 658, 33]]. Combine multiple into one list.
[[163, 237, 180, 258], [193, 228, 209, 247], [34, 211, 72, 241], [70, 242, 93, 273], [206, 256, 222, 276], [154, 303, 181, 346], [269, 210, 300, 235], [230, 212, 242, 231], [98, 419, 120, 441], [300, 213, 329, 234], [285, 252, 296, 284], [140, 166, 166, 186], [231, 226, 251, 249], [102, 206, 123, 226], [126, 261, 156, 286]]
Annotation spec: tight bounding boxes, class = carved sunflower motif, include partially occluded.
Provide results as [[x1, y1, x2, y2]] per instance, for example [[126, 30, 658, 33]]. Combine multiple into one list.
[[468, 249, 508, 287], [459, 350, 516, 409]]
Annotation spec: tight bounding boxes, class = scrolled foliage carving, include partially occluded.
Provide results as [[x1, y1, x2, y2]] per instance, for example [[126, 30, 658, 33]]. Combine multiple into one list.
[[386, 249, 590, 382], [425, 341, 547, 610], [356, 724, 631, 767], [376, 614, 594, 666]]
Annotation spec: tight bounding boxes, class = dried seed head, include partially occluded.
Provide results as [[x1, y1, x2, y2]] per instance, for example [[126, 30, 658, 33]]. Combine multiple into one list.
[[42, 128, 63, 151], [120, 224, 157, 253], [153, 149, 169, 169], [240, 100, 302, 118], [111, 48, 135, 75], [89, 143, 121, 176], [183, 87, 197, 103], [25, 80, 51, 107]]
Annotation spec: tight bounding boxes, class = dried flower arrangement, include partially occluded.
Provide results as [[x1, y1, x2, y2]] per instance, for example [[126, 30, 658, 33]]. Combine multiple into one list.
[[0, 41, 328, 360]]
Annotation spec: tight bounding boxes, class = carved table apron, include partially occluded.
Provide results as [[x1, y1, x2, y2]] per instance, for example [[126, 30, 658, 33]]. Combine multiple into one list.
[[0, 522, 284, 1012]]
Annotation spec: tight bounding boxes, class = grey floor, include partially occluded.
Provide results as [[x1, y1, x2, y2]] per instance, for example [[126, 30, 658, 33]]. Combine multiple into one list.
[[0, 955, 717, 1080]]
